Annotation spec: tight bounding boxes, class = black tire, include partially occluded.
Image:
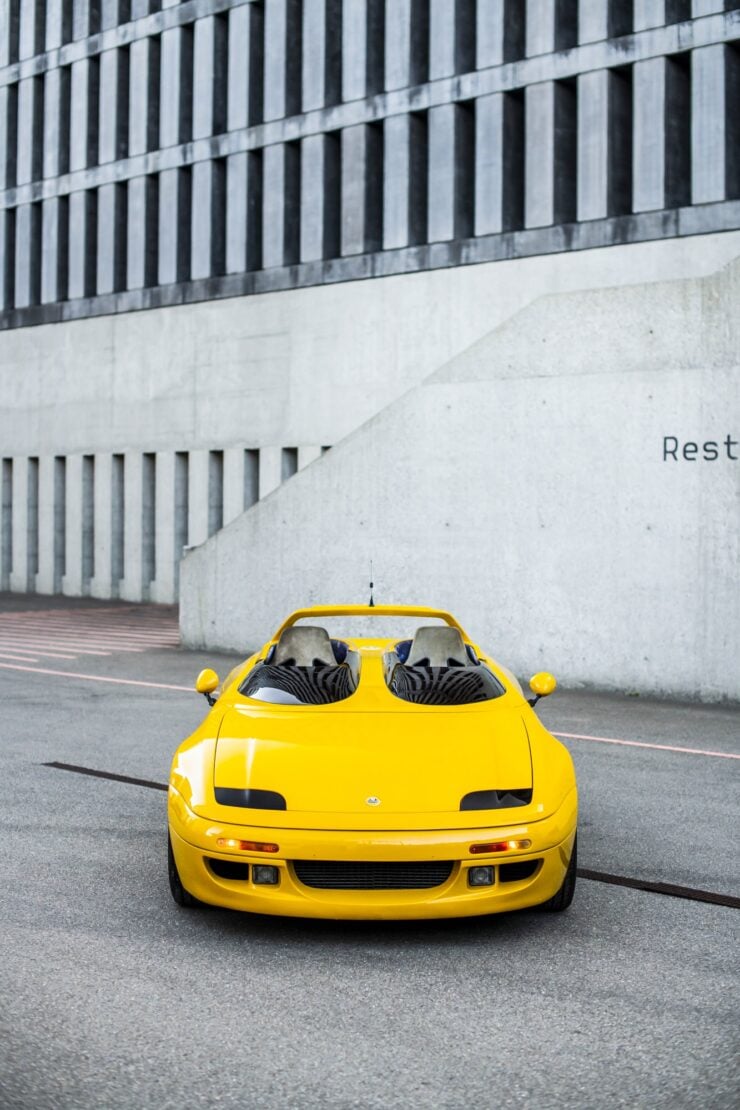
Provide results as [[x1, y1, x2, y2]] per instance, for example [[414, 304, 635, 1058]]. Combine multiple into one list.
[[168, 834, 200, 908], [538, 833, 577, 912]]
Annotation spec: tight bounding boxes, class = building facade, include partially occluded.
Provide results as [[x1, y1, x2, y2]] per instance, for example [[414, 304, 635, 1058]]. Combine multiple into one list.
[[0, 1, 739, 696]]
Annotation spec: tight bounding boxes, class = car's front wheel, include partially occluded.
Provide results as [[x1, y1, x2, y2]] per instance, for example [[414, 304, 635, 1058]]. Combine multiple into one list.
[[168, 834, 200, 908], [538, 833, 577, 912]]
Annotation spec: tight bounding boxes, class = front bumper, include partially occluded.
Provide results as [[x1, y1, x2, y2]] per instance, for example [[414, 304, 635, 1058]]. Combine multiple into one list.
[[168, 786, 577, 920]]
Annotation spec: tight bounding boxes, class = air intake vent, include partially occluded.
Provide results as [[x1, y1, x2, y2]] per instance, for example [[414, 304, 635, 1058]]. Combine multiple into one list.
[[207, 858, 250, 880], [499, 860, 540, 883], [292, 860, 454, 890], [214, 787, 287, 810], [460, 789, 532, 810]]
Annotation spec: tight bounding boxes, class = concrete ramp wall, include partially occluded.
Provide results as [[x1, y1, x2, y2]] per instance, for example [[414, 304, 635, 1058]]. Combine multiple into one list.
[[181, 258, 740, 700]]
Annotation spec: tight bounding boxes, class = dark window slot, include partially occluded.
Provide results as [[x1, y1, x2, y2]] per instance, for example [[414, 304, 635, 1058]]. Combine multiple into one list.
[[285, 0, 303, 117], [664, 53, 691, 209], [409, 110, 428, 245], [607, 66, 632, 217], [455, 0, 476, 75], [247, 0, 264, 126], [608, 0, 633, 38], [502, 87, 524, 230], [81, 455, 95, 588], [27, 457, 39, 583], [146, 35, 161, 153], [365, 121, 384, 251], [212, 12, 229, 135], [366, 0, 385, 96], [208, 450, 223, 536], [246, 148, 263, 271], [111, 454, 124, 585], [142, 452, 156, 588], [1, 459, 12, 590], [324, 0, 343, 107], [555, 0, 578, 51], [176, 166, 191, 283], [455, 100, 475, 239], [283, 140, 301, 264], [179, 23, 194, 143], [53, 457, 66, 591], [144, 173, 159, 287], [553, 77, 577, 224], [410, 0, 429, 85], [211, 158, 227, 276]]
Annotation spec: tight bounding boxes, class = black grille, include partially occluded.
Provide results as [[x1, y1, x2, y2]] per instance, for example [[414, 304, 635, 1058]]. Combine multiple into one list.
[[207, 858, 250, 881], [499, 860, 540, 883], [292, 860, 454, 890]]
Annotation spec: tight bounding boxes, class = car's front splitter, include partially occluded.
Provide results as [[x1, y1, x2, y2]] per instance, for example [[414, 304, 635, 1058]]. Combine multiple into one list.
[[168, 787, 577, 920]]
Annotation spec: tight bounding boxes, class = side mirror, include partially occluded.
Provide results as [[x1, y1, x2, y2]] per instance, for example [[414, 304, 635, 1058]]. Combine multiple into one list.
[[195, 668, 220, 706], [528, 671, 557, 707]]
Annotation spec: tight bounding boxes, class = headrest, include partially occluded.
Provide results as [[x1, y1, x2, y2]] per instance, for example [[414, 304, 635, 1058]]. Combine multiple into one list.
[[273, 625, 335, 667], [407, 626, 469, 668]]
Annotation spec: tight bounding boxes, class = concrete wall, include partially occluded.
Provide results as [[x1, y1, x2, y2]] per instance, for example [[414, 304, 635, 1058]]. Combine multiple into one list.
[[180, 248, 740, 701]]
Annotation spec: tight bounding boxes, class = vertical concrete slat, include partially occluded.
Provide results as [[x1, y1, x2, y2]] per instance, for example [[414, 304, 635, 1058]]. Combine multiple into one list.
[[383, 115, 408, 248], [691, 0, 726, 13], [578, 0, 609, 44], [99, 46, 125, 165], [13, 204, 32, 308], [300, 133, 338, 262], [19, 0, 43, 60], [226, 151, 248, 273], [577, 69, 609, 221], [633, 1, 666, 31], [429, 0, 456, 80], [228, 4, 250, 130], [385, 0, 426, 90], [36, 456, 56, 594], [187, 450, 210, 548], [633, 56, 666, 212], [475, 92, 505, 235], [46, 0, 64, 51], [692, 44, 726, 204], [526, 0, 556, 57], [258, 446, 282, 499], [151, 451, 176, 604], [222, 447, 245, 526], [9, 457, 28, 593], [90, 453, 114, 598], [62, 454, 83, 596], [476, 0, 506, 68], [525, 81, 555, 227], [341, 122, 381, 255], [263, 144, 286, 267], [127, 175, 147, 289], [264, 0, 288, 121], [68, 189, 96, 299], [158, 166, 185, 284], [342, 0, 368, 101], [41, 197, 61, 303], [193, 15, 215, 141], [160, 24, 192, 148], [43, 68, 62, 178], [298, 445, 322, 469], [191, 160, 213, 279], [129, 37, 151, 157], [120, 451, 143, 602], [426, 103, 459, 243], [16, 78, 36, 185], [70, 58, 90, 171], [303, 0, 326, 111]]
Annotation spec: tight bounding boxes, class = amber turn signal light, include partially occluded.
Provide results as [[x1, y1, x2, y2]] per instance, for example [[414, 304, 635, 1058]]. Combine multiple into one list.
[[469, 839, 532, 854], [217, 838, 279, 853]]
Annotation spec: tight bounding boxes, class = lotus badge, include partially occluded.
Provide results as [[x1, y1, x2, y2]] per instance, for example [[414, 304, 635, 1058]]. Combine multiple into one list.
[[366, 796, 381, 806]]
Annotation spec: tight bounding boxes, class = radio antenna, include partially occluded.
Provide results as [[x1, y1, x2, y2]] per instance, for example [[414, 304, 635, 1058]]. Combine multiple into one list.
[[368, 561, 375, 607]]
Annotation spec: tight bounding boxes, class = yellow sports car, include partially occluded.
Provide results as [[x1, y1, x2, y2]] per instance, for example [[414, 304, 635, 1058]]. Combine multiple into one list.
[[168, 605, 577, 920]]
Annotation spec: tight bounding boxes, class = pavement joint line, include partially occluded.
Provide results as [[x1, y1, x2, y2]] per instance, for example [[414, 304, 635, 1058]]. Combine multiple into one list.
[[552, 730, 740, 760], [41, 761, 740, 912]]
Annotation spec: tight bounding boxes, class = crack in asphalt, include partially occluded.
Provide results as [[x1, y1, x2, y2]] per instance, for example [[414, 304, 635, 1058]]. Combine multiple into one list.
[[43, 760, 740, 911]]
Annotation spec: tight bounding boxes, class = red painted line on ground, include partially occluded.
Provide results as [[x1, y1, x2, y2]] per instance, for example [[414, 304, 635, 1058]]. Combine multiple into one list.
[[0, 662, 191, 692], [553, 730, 740, 761]]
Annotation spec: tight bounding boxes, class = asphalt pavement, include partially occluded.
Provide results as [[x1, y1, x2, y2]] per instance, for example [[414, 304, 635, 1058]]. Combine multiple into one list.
[[0, 598, 738, 1109]]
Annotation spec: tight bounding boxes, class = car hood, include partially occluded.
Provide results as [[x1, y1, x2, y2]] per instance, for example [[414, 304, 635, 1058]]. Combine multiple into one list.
[[195, 703, 534, 830]]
